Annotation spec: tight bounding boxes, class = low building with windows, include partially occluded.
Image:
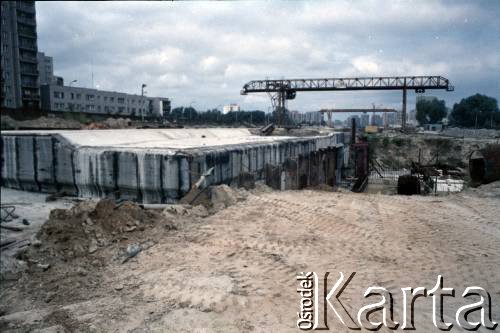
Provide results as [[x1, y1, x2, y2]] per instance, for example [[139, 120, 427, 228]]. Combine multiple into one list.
[[222, 104, 240, 114], [40, 82, 171, 119]]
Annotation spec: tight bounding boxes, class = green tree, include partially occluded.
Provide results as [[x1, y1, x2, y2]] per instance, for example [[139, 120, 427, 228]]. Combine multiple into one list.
[[183, 107, 198, 122], [449, 94, 499, 128], [416, 98, 447, 125]]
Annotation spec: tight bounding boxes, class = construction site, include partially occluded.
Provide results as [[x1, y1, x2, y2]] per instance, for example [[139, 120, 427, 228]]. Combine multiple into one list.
[[1, 72, 500, 332]]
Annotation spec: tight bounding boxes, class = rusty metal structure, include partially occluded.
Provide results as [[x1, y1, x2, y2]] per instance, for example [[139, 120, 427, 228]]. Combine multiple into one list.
[[241, 76, 454, 128], [469, 144, 500, 185]]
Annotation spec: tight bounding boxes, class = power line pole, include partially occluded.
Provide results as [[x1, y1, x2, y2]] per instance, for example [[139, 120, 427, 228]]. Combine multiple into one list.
[[141, 84, 147, 122]]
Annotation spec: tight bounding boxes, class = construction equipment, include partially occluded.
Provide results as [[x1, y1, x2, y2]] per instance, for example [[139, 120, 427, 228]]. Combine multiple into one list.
[[241, 76, 454, 128]]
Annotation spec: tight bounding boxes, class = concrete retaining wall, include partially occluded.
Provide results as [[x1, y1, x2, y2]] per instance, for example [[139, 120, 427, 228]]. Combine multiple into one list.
[[1, 130, 344, 203]]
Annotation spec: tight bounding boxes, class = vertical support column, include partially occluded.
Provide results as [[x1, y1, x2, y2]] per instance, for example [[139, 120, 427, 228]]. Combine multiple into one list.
[[402, 78, 407, 131], [278, 89, 286, 127], [351, 118, 356, 144]]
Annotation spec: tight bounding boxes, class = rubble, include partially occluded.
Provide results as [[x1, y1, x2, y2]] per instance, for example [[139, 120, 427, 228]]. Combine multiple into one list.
[[0, 116, 83, 130], [84, 117, 132, 130], [442, 127, 499, 139]]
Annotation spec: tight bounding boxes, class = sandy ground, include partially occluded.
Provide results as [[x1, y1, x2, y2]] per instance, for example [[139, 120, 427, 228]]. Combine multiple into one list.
[[1, 184, 499, 332]]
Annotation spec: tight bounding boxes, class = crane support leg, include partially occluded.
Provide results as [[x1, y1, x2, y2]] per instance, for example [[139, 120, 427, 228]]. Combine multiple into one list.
[[402, 86, 407, 130]]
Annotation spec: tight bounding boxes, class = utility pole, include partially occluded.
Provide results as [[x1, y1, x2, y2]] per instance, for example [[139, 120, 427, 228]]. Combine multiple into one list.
[[189, 101, 196, 124], [141, 84, 147, 122], [402, 78, 407, 131], [216, 104, 222, 123]]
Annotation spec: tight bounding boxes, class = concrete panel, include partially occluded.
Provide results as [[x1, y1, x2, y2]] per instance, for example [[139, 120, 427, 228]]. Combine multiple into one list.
[[137, 153, 163, 204], [35, 136, 56, 192], [116, 151, 139, 201], [54, 142, 77, 195], [17, 136, 39, 191], [1, 136, 18, 188], [98, 151, 118, 197], [162, 156, 180, 201]]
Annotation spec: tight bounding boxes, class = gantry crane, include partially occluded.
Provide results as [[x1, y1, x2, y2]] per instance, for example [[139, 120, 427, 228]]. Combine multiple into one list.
[[240, 76, 454, 129]]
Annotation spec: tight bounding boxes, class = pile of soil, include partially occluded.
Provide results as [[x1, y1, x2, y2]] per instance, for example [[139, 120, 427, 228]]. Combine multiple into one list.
[[33, 199, 164, 262], [1, 115, 83, 130], [0, 199, 175, 312], [189, 184, 248, 213], [463, 180, 500, 198], [85, 117, 132, 130]]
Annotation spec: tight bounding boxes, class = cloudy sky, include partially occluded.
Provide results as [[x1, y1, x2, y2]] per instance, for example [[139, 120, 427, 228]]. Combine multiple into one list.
[[36, 1, 500, 116]]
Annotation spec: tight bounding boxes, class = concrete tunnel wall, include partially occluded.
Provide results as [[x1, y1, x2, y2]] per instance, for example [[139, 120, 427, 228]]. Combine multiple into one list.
[[1, 132, 344, 203]]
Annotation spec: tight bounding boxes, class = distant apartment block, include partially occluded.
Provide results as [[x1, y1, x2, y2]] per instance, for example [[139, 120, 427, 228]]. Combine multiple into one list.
[[346, 115, 360, 127], [223, 103, 240, 114], [370, 114, 383, 126], [360, 113, 370, 127], [290, 111, 323, 125], [40, 82, 171, 119], [407, 109, 417, 125], [384, 112, 398, 127], [1, 0, 40, 109]]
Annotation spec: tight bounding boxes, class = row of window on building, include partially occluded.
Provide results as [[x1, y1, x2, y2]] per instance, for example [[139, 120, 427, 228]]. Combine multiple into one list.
[[52, 91, 147, 105], [52, 102, 149, 114]]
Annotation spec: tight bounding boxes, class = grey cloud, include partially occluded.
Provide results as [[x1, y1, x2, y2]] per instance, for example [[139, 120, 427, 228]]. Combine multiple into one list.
[[36, 1, 500, 112]]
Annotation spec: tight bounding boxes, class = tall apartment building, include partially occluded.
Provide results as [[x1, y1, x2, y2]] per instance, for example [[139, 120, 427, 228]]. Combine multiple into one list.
[[37, 51, 53, 85], [1, 1, 40, 109]]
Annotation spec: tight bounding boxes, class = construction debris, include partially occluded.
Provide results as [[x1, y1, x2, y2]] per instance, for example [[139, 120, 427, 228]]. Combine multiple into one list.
[[1, 115, 83, 130]]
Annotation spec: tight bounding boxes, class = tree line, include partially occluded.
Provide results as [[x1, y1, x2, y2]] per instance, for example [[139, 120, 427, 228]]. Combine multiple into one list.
[[166, 93, 499, 129], [416, 93, 499, 128], [165, 107, 275, 126]]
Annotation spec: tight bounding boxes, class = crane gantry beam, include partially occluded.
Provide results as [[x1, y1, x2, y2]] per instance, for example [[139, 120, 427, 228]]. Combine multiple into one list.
[[241, 76, 454, 93], [241, 76, 454, 129]]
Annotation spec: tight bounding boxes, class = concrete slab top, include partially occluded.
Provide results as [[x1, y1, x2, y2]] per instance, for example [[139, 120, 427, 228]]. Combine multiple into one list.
[[1, 128, 314, 149]]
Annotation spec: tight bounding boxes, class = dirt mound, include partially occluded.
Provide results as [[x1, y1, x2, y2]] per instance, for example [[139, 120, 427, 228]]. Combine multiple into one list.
[[162, 204, 209, 218], [1, 115, 83, 130], [186, 184, 249, 213], [85, 118, 132, 130], [20, 116, 83, 129], [0, 115, 18, 130], [0, 199, 172, 310], [208, 185, 248, 213], [463, 181, 500, 198], [34, 199, 162, 262]]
